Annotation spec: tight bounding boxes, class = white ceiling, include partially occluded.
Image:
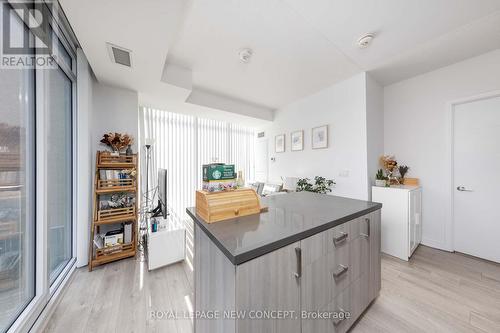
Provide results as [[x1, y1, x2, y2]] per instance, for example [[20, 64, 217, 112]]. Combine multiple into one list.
[[168, 0, 360, 109], [283, 0, 500, 84], [60, 0, 500, 123]]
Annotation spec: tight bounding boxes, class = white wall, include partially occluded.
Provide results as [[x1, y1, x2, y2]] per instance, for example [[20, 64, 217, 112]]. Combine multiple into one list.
[[366, 74, 384, 200], [384, 49, 500, 251], [91, 83, 139, 153], [75, 69, 139, 267], [262, 73, 371, 200]]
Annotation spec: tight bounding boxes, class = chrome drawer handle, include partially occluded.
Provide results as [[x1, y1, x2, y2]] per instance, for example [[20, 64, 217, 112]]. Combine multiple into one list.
[[333, 232, 348, 245], [294, 247, 302, 279], [332, 264, 348, 279], [332, 307, 347, 326], [360, 218, 370, 238]]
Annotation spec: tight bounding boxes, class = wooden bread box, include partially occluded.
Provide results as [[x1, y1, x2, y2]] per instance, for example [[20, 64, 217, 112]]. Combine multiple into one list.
[[196, 189, 262, 223]]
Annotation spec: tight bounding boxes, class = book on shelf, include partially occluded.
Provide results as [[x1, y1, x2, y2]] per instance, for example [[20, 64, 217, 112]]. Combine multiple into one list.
[[99, 169, 131, 182]]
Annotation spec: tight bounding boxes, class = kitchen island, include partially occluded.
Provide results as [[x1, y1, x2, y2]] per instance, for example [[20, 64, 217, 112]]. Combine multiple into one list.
[[186, 191, 382, 333]]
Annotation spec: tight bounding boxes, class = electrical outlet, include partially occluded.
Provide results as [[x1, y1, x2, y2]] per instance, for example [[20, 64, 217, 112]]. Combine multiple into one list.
[[339, 170, 350, 177]]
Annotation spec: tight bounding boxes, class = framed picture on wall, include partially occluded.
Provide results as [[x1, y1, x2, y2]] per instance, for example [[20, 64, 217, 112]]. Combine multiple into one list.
[[312, 125, 328, 149], [291, 130, 304, 151], [275, 134, 285, 153]]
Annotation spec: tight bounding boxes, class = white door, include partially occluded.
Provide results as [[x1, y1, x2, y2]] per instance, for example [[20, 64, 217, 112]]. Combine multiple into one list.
[[254, 138, 268, 182], [454, 95, 500, 263]]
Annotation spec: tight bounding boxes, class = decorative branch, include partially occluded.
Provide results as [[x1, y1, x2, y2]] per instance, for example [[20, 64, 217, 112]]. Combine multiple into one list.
[[100, 132, 134, 152]]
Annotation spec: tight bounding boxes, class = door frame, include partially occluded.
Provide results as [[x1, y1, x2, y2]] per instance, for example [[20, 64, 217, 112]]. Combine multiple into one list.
[[447, 90, 500, 252]]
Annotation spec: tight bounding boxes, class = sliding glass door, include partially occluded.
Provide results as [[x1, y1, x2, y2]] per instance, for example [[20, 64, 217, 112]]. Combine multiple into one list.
[[0, 11, 36, 333], [0, 2, 77, 331], [46, 57, 73, 285]]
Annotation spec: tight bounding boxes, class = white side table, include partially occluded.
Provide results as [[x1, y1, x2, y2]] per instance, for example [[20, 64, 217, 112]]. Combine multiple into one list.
[[146, 215, 185, 270], [372, 185, 422, 261]]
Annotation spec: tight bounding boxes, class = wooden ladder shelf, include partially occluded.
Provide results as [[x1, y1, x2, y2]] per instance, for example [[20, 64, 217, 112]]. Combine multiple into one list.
[[88, 151, 138, 271]]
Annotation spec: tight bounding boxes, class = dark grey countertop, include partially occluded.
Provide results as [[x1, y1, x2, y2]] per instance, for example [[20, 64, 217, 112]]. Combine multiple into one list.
[[186, 192, 382, 265]]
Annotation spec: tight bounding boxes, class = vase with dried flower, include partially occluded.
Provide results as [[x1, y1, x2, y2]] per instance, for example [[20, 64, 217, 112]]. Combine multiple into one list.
[[380, 155, 399, 185], [100, 132, 134, 156], [398, 165, 409, 184], [126, 145, 133, 156]]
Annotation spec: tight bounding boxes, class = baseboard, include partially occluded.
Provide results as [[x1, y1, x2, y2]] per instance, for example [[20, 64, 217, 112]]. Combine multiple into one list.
[[29, 264, 77, 332], [421, 238, 453, 252]]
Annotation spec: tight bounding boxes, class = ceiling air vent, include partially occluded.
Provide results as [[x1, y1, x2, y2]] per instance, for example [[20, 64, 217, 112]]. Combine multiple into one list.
[[107, 43, 132, 67]]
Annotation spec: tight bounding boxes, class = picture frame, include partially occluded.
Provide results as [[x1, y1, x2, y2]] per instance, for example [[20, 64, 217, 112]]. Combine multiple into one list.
[[291, 130, 304, 151], [275, 134, 285, 153], [312, 125, 328, 149]]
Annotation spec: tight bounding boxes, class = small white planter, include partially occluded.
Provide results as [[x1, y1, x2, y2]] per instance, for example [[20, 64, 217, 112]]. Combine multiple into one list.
[[375, 179, 386, 187]]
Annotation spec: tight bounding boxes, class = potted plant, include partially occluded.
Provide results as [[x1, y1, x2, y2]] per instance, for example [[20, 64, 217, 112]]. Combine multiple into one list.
[[375, 169, 387, 187], [296, 176, 335, 194]]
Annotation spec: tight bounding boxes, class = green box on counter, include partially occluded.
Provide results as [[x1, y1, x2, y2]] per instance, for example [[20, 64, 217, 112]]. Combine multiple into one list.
[[203, 164, 235, 181]]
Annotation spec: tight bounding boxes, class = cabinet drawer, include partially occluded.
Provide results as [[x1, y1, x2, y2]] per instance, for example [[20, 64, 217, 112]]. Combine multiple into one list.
[[302, 222, 350, 266], [329, 238, 350, 299], [301, 236, 350, 311], [302, 286, 351, 333], [301, 221, 351, 311], [328, 287, 352, 333], [349, 274, 370, 323]]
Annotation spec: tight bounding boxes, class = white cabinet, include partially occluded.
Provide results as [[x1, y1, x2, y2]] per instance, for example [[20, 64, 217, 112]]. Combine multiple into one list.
[[146, 216, 185, 270], [372, 186, 422, 261]]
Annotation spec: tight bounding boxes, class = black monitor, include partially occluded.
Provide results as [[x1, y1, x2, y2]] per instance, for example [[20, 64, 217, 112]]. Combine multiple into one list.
[[151, 168, 168, 218]]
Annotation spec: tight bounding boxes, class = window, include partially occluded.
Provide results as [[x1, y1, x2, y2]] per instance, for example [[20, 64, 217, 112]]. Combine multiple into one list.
[[0, 12, 36, 333], [0, 3, 76, 331], [140, 108, 256, 275], [140, 108, 256, 220], [46, 57, 73, 284]]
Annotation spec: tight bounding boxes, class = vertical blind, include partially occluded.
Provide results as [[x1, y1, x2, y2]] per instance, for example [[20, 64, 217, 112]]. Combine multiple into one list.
[[139, 107, 256, 220]]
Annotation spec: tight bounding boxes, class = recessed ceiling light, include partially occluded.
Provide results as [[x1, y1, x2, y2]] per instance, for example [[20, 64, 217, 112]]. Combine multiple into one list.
[[239, 48, 253, 63], [357, 33, 375, 49]]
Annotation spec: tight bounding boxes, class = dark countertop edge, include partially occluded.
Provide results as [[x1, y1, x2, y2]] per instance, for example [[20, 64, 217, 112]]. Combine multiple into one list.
[[186, 202, 382, 266]]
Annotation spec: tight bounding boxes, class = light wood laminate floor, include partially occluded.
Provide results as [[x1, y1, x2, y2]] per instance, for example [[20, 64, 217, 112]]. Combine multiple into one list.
[[45, 245, 500, 333]]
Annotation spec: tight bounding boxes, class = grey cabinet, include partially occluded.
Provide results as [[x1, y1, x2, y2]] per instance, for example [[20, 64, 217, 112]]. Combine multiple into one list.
[[368, 211, 382, 301], [301, 222, 350, 314], [194, 209, 381, 333], [235, 242, 301, 333], [301, 211, 381, 333]]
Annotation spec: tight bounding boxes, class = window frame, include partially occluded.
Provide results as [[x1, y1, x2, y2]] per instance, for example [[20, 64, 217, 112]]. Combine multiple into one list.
[[3, 1, 78, 332], [0, 9, 37, 332]]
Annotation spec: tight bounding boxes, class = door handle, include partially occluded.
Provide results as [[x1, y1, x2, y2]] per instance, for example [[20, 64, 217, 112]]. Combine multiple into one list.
[[294, 247, 302, 279], [457, 186, 473, 192]]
